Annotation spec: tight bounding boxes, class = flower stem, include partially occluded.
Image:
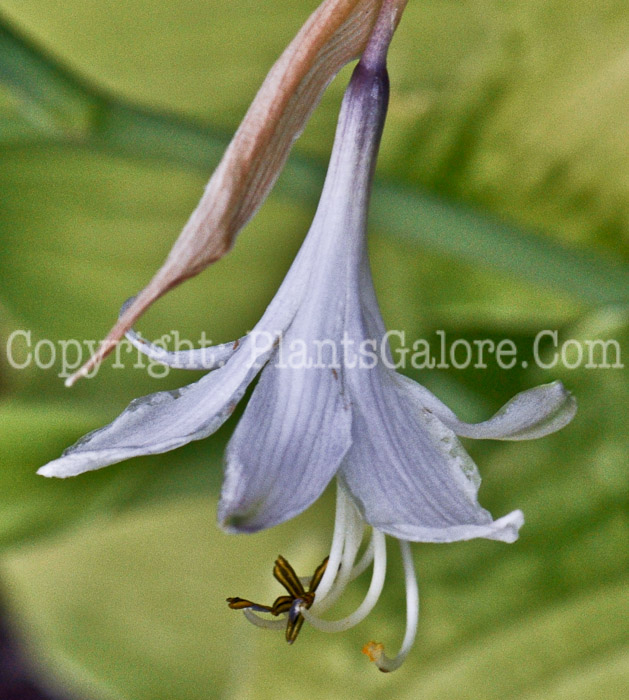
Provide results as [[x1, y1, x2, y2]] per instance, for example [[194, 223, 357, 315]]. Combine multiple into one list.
[[361, 0, 408, 72]]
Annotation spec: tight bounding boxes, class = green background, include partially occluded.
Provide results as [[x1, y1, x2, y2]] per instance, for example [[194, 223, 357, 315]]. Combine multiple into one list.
[[0, 1, 627, 698]]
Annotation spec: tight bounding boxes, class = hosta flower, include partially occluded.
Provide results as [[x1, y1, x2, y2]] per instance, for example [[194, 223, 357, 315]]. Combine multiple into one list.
[[39, 5, 576, 672]]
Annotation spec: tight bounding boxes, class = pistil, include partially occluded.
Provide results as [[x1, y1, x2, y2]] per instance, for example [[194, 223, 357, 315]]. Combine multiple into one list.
[[362, 540, 419, 672]]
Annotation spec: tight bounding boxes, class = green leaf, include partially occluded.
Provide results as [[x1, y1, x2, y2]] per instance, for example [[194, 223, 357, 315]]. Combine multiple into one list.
[[0, 20, 93, 138]]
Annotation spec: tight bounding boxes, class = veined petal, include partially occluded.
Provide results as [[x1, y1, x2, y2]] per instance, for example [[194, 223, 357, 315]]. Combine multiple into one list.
[[340, 362, 523, 543], [40, 143, 347, 480], [218, 345, 352, 533], [398, 377, 577, 441], [37, 339, 273, 479], [324, 49, 516, 543], [329, 66, 518, 542], [219, 189, 355, 534]]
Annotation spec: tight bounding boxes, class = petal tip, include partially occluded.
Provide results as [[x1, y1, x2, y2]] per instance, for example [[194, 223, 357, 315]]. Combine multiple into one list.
[[490, 509, 525, 543], [37, 452, 106, 479], [453, 380, 577, 441], [540, 380, 578, 433], [37, 462, 66, 479], [217, 510, 262, 535]]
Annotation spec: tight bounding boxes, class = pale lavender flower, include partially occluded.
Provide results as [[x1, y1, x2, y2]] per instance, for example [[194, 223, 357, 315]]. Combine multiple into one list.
[[39, 12, 576, 671]]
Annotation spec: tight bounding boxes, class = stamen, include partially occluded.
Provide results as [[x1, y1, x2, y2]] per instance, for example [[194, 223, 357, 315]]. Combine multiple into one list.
[[362, 540, 419, 673], [313, 494, 364, 613], [228, 555, 328, 643], [311, 482, 348, 602], [301, 529, 387, 632], [350, 531, 375, 581], [242, 609, 286, 631], [273, 556, 306, 598]]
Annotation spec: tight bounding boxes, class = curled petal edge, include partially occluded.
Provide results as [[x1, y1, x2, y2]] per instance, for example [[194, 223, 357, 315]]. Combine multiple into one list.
[[399, 378, 577, 441], [125, 328, 241, 371], [361, 508, 525, 544], [120, 296, 241, 370]]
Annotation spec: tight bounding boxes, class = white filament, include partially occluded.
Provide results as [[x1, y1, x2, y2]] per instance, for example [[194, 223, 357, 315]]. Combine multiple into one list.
[[311, 482, 348, 602], [242, 609, 286, 631], [301, 529, 387, 632], [312, 494, 364, 613], [350, 531, 375, 581]]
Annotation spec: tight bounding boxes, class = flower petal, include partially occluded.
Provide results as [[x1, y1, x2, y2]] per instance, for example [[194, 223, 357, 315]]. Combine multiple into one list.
[[340, 364, 523, 543], [218, 349, 352, 533], [398, 377, 577, 441], [38, 343, 270, 479], [218, 53, 391, 533], [219, 235, 353, 532], [125, 328, 241, 370], [40, 180, 335, 479], [333, 97, 518, 542]]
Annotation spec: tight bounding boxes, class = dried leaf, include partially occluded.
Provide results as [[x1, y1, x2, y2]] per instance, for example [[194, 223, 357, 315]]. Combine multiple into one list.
[[69, 0, 396, 384]]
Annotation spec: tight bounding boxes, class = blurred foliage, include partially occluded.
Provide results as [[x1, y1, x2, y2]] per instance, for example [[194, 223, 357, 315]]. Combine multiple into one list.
[[0, 1, 627, 699]]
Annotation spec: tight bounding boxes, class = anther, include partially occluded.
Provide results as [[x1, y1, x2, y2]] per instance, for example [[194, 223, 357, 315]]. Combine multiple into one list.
[[227, 555, 328, 644]]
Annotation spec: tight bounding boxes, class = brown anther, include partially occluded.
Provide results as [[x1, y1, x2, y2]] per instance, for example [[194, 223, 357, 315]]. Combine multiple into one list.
[[227, 555, 329, 644]]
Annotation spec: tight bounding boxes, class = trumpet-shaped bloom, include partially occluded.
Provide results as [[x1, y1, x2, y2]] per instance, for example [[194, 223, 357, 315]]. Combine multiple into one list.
[[39, 29, 576, 671]]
